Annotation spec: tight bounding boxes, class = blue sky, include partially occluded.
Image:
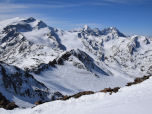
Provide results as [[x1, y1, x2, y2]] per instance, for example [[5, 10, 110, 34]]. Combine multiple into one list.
[[0, 0, 152, 36]]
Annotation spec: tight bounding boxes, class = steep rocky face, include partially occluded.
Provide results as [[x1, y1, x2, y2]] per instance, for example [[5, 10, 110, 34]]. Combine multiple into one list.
[[0, 61, 63, 102], [31, 49, 112, 77]]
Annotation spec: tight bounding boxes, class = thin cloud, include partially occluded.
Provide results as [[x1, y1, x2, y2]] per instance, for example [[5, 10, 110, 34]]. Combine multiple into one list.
[[29, 4, 83, 8], [82, 2, 109, 5], [100, 0, 151, 4], [0, 1, 109, 22], [0, 2, 81, 21]]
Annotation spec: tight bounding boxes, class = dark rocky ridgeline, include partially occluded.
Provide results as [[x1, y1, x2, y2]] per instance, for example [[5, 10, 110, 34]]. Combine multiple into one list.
[[59, 91, 95, 100], [0, 61, 63, 105], [0, 92, 18, 110], [126, 75, 151, 86], [100, 87, 120, 95], [58, 87, 120, 101], [32, 49, 110, 77]]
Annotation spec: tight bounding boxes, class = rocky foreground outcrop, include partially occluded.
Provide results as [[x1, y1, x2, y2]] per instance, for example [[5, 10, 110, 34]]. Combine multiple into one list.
[[0, 92, 18, 110]]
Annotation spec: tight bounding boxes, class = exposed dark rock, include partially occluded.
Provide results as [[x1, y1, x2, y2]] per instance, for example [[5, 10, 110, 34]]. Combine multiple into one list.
[[35, 101, 42, 105], [58, 91, 94, 101], [61, 95, 69, 100], [100, 87, 120, 95], [100, 87, 113, 95], [72, 91, 94, 98], [5, 102, 19, 110], [126, 82, 133, 86], [126, 75, 151, 86], [113, 87, 120, 93], [0, 92, 18, 110]]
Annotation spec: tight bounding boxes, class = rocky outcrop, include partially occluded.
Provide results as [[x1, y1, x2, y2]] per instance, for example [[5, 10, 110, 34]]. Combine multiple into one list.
[[100, 87, 120, 95], [0, 92, 18, 110], [126, 75, 151, 86], [35, 101, 42, 105], [59, 91, 94, 100]]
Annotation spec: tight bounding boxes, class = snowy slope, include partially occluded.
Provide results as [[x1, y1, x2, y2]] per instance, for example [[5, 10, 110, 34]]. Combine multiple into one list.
[[0, 17, 64, 70], [1, 76, 152, 114], [0, 17, 65, 49], [29, 49, 133, 95], [0, 62, 63, 107]]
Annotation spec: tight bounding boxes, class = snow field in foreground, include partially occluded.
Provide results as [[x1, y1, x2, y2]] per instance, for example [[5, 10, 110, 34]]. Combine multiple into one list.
[[1, 77, 152, 114]]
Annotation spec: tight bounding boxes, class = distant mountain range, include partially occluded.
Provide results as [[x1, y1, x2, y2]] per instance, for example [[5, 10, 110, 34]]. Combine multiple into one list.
[[0, 17, 152, 107]]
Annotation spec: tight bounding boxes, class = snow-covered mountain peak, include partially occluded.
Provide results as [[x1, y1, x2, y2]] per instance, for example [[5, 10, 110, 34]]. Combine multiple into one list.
[[93, 28, 100, 32], [22, 17, 36, 23], [101, 27, 126, 37], [79, 25, 98, 36], [110, 27, 116, 29], [81, 25, 92, 31]]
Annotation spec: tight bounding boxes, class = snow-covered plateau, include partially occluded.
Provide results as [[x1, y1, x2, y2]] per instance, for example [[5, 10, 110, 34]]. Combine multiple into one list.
[[0, 17, 152, 113]]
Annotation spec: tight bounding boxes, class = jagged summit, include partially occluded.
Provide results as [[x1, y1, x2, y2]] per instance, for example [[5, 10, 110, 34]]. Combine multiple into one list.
[[83, 25, 91, 30], [78, 25, 125, 37], [101, 27, 126, 37], [80, 25, 92, 32], [22, 17, 36, 23], [79, 25, 97, 36]]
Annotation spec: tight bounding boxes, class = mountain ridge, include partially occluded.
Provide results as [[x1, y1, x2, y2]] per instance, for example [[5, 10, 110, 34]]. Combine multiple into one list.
[[0, 17, 152, 107]]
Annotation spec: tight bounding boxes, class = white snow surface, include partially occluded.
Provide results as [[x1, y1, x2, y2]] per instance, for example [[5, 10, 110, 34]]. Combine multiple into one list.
[[59, 31, 84, 51], [32, 61, 132, 95], [1, 76, 152, 114]]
